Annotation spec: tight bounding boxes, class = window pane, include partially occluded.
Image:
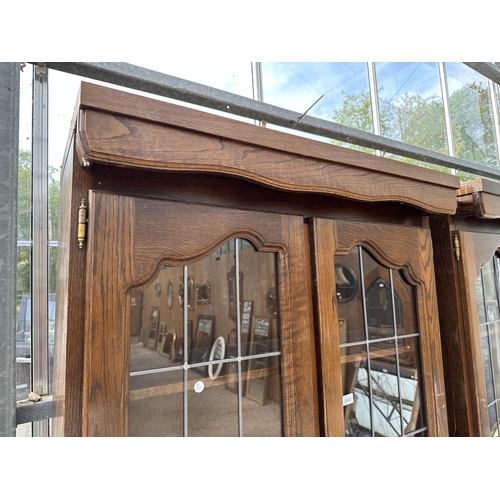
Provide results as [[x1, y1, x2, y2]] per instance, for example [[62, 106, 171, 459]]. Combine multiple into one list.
[[398, 336, 426, 434], [369, 339, 402, 436], [342, 344, 372, 437], [375, 62, 448, 156], [187, 370, 239, 437], [396, 270, 419, 335], [239, 241, 282, 436], [336, 247, 364, 345], [130, 371, 184, 437], [127, 62, 254, 98], [446, 62, 499, 169], [488, 404, 499, 437], [338, 246, 425, 437], [261, 62, 375, 152], [128, 239, 283, 436], [242, 357, 283, 437], [489, 323, 500, 401], [481, 325, 496, 405]]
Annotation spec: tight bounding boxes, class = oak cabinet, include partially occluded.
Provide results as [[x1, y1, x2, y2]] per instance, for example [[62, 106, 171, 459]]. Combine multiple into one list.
[[431, 179, 500, 436], [53, 82, 459, 437]]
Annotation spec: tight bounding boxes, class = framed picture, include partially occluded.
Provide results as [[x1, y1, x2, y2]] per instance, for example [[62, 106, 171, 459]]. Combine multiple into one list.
[[253, 316, 271, 339], [196, 281, 212, 305], [190, 314, 215, 375], [245, 316, 271, 405], [162, 330, 177, 361], [241, 300, 253, 342], [146, 306, 159, 350], [208, 336, 226, 380], [158, 321, 166, 346]]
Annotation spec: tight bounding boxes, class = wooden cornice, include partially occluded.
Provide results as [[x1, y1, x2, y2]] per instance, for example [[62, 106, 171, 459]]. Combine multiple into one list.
[[457, 178, 500, 219], [73, 82, 460, 215]]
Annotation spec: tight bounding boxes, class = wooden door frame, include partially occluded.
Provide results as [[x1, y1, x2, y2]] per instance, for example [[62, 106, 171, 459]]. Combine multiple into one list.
[[81, 190, 319, 436], [310, 217, 449, 436]]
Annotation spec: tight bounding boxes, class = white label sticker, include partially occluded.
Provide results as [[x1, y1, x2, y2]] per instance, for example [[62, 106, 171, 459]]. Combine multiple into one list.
[[342, 393, 354, 406], [194, 381, 205, 393]]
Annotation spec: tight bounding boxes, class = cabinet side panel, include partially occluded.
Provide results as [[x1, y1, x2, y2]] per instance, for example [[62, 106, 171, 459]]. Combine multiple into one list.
[[53, 140, 93, 436]]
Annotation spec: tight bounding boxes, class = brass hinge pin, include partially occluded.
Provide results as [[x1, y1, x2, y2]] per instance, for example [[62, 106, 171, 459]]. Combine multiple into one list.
[[78, 199, 87, 249], [454, 233, 460, 261]]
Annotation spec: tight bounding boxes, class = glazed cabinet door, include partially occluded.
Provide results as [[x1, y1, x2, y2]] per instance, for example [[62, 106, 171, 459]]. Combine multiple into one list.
[[310, 218, 448, 437], [81, 191, 318, 436], [455, 230, 500, 436]]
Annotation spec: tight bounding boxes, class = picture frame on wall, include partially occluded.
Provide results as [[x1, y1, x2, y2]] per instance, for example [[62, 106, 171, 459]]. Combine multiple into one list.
[[241, 300, 253, 343], [158, 321, 166, 346], [245, 316, 271, 405], [162, 330, 177, 361], [190, 314, 216, 375], [146, 306, 159, 350]]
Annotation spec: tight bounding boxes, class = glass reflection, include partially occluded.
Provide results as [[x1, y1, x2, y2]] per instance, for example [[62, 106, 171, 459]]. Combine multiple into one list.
[[338, 245, 425, 437], [261, 62, 375, 152], [375, 62, 448, 157], [476, 254, 500, 436], [129, 239, 282, 436], [445, 63, 499, 169], [188, 372, 239, 437], [336, 247, 365, 345], [239, 242, 282, 436], [129, 370, 184, 437]]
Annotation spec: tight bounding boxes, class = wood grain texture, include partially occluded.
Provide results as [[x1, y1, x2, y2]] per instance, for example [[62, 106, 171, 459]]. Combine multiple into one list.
[[471, 232, 500, 276], [82, 191, 135, 436], [429, 216, 476, 436], [73, 83, 460, 215], [77, 83, 459, 186], [309, 218, 344, 436], [91, 165, 426, 228], [457, 178, 500, 219], [52, 141, 93, 437]]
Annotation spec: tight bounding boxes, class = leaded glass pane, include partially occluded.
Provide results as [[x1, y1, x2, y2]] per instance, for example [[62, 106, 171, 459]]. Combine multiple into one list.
[[342, 344, 371, 437], [369, 339, 402, 437], [481, 325, 496, 405], [129, 371, 184, 437], [129, 239, 282, 436], [336, 247, 364, 345], [338, 245, 425, 437]]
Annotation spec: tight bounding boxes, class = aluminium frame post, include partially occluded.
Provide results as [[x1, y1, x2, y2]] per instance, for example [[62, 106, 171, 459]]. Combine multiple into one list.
[[31, 63, 50, 436], [0, 62, 20, 437]]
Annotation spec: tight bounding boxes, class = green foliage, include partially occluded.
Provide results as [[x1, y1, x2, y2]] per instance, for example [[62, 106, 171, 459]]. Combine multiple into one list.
[[330, 82, 499, 176], [17, 149, 60, 299]]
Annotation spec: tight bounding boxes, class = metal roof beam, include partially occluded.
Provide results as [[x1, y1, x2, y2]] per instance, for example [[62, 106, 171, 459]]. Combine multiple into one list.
[[464, 62, 500, 86]]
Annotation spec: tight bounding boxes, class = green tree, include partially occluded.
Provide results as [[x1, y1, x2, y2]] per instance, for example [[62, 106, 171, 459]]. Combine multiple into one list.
[[449, 82, 497, 169], [16, 149, 60, 303], [330, 83, 499, 179]]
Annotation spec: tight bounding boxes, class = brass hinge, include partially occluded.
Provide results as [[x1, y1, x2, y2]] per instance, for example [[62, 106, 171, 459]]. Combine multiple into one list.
[[78, 199, 88, 249], [454, 233, 460, 262]]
